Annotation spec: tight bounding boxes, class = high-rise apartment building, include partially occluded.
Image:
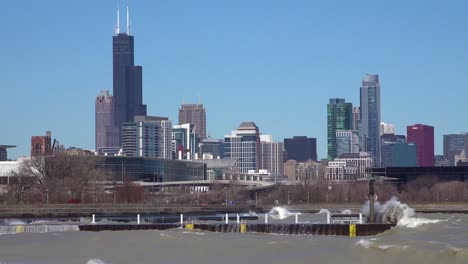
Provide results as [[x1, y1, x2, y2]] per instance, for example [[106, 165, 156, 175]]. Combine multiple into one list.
[[224, 122, 260, 173], [327, 98, 353, 160], [178, 104, 206, 140], [407, 124, 435, 166], [283, 136, 317, 162], [173, 123, 199, 159], [95, 90, 119, 153], [443, 134, 466, 166], [336, 130, 360, 157], [121, 116, 172, 159], [260, 135, 284, 176], [113, 7, 147, 145], [360, 74, 381, 166]]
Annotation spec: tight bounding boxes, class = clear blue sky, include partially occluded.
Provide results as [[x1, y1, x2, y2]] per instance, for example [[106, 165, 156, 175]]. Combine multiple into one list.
[[3, 0, 468, 159]]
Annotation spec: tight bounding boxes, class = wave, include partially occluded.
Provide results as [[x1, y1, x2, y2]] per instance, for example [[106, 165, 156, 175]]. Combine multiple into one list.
[[316, 208, 331, 215], [341, 209, 353, 214], [268, 207, 298, 220], [86, 259, 109, 264], [362, 196, 444, 227], [355, 239, 408, 251]]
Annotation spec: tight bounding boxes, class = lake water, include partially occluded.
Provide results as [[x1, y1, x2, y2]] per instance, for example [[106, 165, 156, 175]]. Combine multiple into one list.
[[1, 202, 467, 264]]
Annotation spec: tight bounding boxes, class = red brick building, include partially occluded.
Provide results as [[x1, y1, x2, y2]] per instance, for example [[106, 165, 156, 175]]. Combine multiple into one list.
[[31, 131, 52, 156]]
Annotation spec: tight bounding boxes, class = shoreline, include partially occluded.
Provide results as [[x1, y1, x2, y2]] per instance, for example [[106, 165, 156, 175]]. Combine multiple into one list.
[[1, 202, 468, 218]]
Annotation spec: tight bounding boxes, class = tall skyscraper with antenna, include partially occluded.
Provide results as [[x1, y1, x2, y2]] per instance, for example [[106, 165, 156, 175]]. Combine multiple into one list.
[[113, 5, 147, 145]]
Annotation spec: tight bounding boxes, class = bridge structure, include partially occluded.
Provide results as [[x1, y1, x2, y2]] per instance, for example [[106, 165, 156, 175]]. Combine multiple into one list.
[[133, 180, 277, 192]]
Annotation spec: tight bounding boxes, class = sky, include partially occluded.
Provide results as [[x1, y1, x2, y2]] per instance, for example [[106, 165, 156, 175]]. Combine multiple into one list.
[[2, 0, 468, 160]]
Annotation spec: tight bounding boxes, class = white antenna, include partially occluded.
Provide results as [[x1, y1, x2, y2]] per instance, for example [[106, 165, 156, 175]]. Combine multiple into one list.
[[115, 7, 120, 34], [126, 5, 130, 35]]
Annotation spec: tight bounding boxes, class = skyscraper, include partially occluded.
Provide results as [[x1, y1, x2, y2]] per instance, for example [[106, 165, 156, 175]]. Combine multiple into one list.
[[113, 7, 147, 145], [360, 74, 381, 166], [352, 107, 361, 131], [283, 136, 317, 162], [121, 116, 172, 159], [407, 124, 435, 166], [443, 133, 466, 166], [380, 134, 406, 167], [95, 90, 119, 153], [224, 122, 260, 173], [178, 104, 207, 140], [336, 130, 360, 158], [260, 135, 284, 177], [327, 98, 353, 160], [173, 123, 199, 159], [199, 138, 225, 159]]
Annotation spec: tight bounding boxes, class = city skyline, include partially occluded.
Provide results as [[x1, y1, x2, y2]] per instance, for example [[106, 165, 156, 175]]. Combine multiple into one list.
[[3, 0, 468, 159]]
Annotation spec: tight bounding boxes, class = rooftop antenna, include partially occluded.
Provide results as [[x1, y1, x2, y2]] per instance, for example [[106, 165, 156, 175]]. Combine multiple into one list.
[[198, 95, 202, 105], [126, 5, 131, 35], [115, 3, 120, 34]]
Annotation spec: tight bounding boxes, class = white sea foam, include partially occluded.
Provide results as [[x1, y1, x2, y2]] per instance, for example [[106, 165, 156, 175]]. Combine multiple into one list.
[[341, 209, 352, 214], [316, 208, 331, 215], [355, 239, 373, 249], [268, 207, 297, 220], [86, 259, 109, 264], [362, 196, 444, 227], [2, 219, 26, 225]]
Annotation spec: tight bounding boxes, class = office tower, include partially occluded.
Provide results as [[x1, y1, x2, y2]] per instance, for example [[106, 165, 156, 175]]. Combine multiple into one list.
[[327, 98, 353, 160], [443, 134, 466, 166], [352, 107, 361, 131], [178, 104, 206, 140], [173, 123, 199, 159], [407, 124, 435, 166], [113, 7, 147, 145], [336, 130, 360, 158], [380, 122, 396, 135], [328, 152, 373, 180], [200, 138, 225, 159], [380, 134, 406, 167], [224, 122, 260, 173], [283, 136, 317, 162], [122, 116, 172, 158], [260, 135, 284, 176], [391, 143, 417, 167], [95, 90, 120, 153], [31, 131, 52, 156], [360, 74, 381, 165]]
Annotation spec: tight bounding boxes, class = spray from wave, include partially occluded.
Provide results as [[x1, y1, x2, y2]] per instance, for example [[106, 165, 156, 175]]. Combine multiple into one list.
[[268, 207, 298, 220], [362, 196, 444, 227], [316, 209, 331, 215]]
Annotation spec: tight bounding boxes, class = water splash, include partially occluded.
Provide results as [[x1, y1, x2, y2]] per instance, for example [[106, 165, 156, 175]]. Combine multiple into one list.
[[362, 196, 444, 227], [316, 209, 331, 215], [341, 209, 353, 214], [86, 259, 108, 264], [268, 207, 297, 220]]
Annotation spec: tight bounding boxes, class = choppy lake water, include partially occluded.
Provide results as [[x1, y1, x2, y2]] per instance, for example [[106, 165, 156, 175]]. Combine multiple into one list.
[[1, 205, 468, 264]]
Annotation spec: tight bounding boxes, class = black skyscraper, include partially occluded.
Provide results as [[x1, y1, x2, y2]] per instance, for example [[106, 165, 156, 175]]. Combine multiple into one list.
[[113, 9, 147, 144], [284, 136, 317, 162]]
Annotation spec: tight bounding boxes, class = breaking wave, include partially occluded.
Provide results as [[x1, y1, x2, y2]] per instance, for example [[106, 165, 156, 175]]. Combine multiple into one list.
[[268, 207, 297, 220], [362, 196, 444, 227], [316, 209, 331, 215]]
